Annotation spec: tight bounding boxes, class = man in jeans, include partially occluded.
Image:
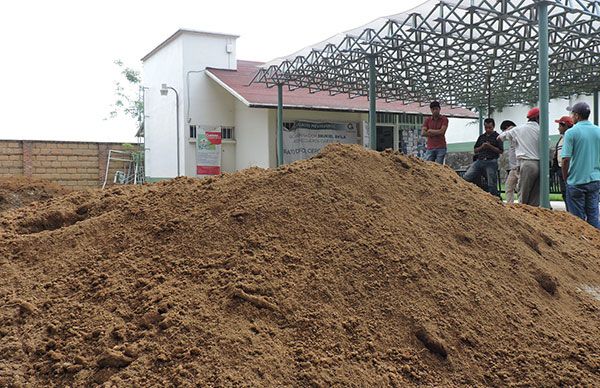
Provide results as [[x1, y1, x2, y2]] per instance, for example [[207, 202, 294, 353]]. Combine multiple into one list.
[[422, 101, 448, 164], [463, 118, 503, 197], [561, 102, 600, 228], [497, 108, 540, 206]]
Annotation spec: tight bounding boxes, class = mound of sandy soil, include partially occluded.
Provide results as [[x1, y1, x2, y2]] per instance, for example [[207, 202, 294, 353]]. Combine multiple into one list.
[[0, 176, 70, 213], [0, 145, 598, 387]]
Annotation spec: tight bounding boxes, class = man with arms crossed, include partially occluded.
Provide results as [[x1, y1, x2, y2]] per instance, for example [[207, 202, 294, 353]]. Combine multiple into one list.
[[422, 101, 448, 164], [561, 102, 600, 228]]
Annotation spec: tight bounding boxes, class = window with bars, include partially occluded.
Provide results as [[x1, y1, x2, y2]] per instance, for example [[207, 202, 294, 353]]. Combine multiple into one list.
[[189, 125, 197, 139], [221, 126, 234, 140], [188, 125, 235, 140]]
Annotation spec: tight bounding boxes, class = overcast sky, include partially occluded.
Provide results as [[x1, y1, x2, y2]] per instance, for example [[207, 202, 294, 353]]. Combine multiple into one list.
[[0, 0, 433, 143]]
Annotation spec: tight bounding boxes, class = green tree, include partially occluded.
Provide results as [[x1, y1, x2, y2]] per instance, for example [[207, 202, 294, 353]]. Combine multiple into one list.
[[108, 59, 143, 131]]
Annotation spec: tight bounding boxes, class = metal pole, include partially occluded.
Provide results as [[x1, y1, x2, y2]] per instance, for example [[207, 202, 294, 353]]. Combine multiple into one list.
[[594, 90, 599, 125], [102, 150, 112, 189], [368, 55, 377, 150], [277, 83, 284, 166], [478, 108, 484, 135], [167, 86, 180, 177], [487, 70, 492, 117], [538, 2, 550, 209]]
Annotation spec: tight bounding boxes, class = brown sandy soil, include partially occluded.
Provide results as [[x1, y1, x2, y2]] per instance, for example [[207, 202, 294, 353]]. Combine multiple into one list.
[[0, 176, 71, 213], [0, 144, 599, 387]]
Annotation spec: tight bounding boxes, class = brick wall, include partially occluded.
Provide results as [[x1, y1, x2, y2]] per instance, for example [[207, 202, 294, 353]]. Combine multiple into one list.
[[0, 140, 141, 189]]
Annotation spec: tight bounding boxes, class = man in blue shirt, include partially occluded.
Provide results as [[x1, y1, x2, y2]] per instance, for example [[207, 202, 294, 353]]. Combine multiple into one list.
[[561, 102, 600, 228]]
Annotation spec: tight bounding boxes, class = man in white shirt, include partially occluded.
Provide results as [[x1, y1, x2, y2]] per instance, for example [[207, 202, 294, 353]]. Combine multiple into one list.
[[497, 108, 541, 206], [500, 120, 518, 204]]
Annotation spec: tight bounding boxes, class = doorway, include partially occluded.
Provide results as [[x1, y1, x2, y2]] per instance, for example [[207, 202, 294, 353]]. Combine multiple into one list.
[[376, 125, 394, 151]]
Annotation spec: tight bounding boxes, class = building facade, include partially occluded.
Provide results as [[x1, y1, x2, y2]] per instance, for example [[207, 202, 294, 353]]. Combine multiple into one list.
[[142, 29, 477, 180]]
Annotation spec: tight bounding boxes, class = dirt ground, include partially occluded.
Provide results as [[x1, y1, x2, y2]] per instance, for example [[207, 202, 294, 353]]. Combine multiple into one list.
[[0, 176, 70, 213], [0, 144, 598, 387]]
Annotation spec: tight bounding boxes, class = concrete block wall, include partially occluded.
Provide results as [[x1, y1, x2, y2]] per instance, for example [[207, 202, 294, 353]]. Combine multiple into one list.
[[0, 140, 141, 189], [0, 141, 24, 176]]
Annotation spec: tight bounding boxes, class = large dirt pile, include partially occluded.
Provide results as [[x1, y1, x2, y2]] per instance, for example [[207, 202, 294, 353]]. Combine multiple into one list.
[[0, 176, 70, 213], [0, 144, 599, 387]]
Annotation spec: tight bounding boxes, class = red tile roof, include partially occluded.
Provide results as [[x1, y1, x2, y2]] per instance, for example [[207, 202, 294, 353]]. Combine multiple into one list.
[[206, 60, 476, 118]]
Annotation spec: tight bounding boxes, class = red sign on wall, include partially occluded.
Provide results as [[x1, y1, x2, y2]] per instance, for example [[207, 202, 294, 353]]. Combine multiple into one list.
[[196, 130, 222, 176]]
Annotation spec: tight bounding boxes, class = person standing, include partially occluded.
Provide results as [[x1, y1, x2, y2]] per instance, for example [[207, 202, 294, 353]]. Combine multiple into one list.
[[463, 118, 504, 197], [422, 101, 448, 164], [561, 102, 600, 228], [498, 108, 541, 206], [552, 116, 574, 208], [500, 120, 518, 204]]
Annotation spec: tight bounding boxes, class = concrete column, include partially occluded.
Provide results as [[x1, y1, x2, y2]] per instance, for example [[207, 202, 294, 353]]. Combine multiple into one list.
[[277, 84, 284, 166], [22, 141, 33, 177], [368, 55, 377, 150]]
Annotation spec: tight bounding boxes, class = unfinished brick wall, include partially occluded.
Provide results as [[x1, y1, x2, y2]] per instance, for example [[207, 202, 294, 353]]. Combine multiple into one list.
[[0, 140, 141, 189]]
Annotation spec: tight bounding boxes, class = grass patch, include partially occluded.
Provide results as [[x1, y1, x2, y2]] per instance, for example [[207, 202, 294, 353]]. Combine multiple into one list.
[[500, 192, 564, 202]]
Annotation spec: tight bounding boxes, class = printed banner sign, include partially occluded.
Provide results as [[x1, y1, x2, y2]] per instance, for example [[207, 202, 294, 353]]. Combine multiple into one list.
[[283, 121, 358, 164], [401, 128, 427, 158], [362, 120, 370, 148], [196, 129, 222, 176]]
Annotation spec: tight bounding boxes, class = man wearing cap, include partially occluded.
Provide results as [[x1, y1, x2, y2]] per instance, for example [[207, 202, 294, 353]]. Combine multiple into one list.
[[552, 116, 574, 208], [422, 101, 449, 164], [497, 108, 541, 206], [463, 118, 504, 197], [561, 102, 600, 228]]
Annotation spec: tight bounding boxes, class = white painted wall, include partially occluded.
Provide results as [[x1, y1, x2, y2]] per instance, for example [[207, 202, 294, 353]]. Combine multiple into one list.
[[491, 95, 594, 137], [446, 117, 480, 143], [221, 141, 236, 172], [143, 36, 184, 179], [184, 74, 237, 176], [444, 96, 595, 145], [234, 101, 271, 169], [143, 30, 238, 179], [181, 33, 237, 176]]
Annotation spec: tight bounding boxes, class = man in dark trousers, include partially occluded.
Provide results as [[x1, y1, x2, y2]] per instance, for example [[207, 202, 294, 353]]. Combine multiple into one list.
[[463, 118, 504, 197]]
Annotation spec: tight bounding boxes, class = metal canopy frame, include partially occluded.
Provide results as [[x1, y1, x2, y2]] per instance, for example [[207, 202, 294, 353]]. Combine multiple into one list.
[[254, 0, 600, 109], [253, 0, 600, 209]]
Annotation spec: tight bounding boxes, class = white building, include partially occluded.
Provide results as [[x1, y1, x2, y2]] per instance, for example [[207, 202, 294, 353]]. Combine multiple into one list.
[[141, 29, 478, 180], [492, 95, 595, 132], [446, 94, 597, 154]]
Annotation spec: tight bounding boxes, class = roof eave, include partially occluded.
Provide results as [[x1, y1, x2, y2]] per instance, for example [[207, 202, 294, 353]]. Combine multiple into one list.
[[205, 70, 251, 107], [141, 29, 240, 62], [248, 103, 476, 119]]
